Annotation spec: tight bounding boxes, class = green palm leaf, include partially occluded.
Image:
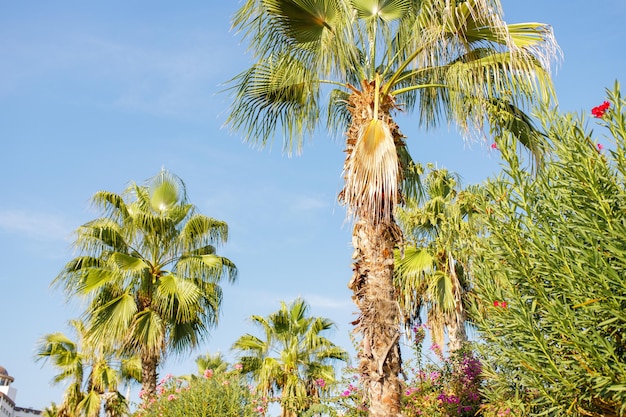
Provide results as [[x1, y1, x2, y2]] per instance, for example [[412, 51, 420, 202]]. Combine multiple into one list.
[[78, 389, 101, 417], [265, 0, 337, 44], [128, 309, 165, 354], [110, 252, 149, 272], [351, 0, 412, 22], [89, 293, 138, 344], [154, 274, 202, 322]]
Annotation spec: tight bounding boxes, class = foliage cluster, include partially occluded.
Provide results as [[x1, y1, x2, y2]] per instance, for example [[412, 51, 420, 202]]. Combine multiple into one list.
[[470, 83, 626, 416], [133, 368, 261, 417], [400, 326, 483, 417], [312, 331, 483, 417]]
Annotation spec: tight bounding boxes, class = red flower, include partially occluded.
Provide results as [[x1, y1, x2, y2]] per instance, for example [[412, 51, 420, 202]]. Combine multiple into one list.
[[591, 101, 610, 118], [597, 143, 604, 151], [490, 143, 498, 150], [493, 301, 508, 308]]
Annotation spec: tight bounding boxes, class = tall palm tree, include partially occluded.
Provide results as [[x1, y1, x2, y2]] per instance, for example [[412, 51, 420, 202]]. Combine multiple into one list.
[[226, 1, 558, 414], [394, 166, 484, 353], [232, 298, 348, 417], [36, 320, 139, 417], [53, 170, 237, 398]]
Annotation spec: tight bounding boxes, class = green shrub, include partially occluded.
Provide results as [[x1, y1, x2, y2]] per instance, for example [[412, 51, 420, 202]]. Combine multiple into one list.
[[470, 83, 626, 416], [134, 368, 262, 417]]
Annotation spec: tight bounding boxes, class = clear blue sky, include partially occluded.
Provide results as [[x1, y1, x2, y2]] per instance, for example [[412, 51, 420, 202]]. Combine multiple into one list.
[[0, 1, 624, 411]]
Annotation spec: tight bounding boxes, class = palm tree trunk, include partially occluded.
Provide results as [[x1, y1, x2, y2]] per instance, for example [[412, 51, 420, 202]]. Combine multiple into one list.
[[446, 254, 467, 352], [140, 349, 159, 398], [349, 218, 403, 417]]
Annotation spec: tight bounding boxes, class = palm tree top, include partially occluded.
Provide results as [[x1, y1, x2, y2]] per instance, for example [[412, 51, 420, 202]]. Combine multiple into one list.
[[228, 0, 560, 153]]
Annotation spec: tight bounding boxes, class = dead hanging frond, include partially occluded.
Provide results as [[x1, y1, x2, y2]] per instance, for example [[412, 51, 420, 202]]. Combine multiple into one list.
[[341, 78, 404, 223], [343, 117, 400, 222]]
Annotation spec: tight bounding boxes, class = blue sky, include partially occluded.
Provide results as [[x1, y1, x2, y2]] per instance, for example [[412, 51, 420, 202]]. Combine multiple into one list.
[[0, 0, 624, 411]]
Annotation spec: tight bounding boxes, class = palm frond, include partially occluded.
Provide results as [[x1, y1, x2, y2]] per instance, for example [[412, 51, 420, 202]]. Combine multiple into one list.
[[90, 191, 131, 226], [179, 214, 229, 249], [168, 321, 203, 352], [88, 293, 138, 346], [126, 309, 165, 356], [154, 274, 202, 322], [77, 389, 101, 417], [352, 0, 413, 22], [227, 55, 321, 154], [326, 88, 352, 138], [76, 221, 128, 255]]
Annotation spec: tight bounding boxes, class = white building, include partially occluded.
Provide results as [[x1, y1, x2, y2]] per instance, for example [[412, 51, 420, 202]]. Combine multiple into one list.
[[0, 367, 41, 417]]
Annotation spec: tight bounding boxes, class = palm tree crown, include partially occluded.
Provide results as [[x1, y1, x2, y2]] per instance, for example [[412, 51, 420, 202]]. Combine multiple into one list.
[[229, 0, 558, 220], [53, 170, 237, 397]]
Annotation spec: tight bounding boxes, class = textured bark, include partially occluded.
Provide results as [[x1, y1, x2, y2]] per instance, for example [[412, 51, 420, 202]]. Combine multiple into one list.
[[349, 219, 403, 417], [140, 349, 159, 398]]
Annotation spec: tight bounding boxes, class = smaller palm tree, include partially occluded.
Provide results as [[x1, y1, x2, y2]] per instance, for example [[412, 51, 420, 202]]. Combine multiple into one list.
[[36, 320, 140, 417], [179, 352, 231, 382], [195, 352, 230, 375], [53, 169, 237, 397], [395, 166, 484, 352], [42, 402, 61, 417], [232, 298, 348, 417]]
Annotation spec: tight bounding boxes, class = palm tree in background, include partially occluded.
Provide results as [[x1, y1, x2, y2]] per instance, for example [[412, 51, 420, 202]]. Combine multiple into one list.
[[36, 320, 140, 417], [232, 298, 348, 417], [227, 0, 558, 414], [42, 403, 61, 417], [195, 352, 230, 374], [395, 166, 484, 353], [53, 170, 237, 398]]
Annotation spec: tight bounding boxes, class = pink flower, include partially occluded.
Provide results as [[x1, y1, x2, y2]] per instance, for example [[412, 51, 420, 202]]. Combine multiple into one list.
[[592, 101, 610, 118], [255, 406, 264, 413], [490, 142, 498, 149], [167, 394, 176, 401], [315, 378, 326, 388], [430, 343, 443, 359], [597, 143, 604, 151], [341, 390, 351, 397], [203, 369, 213, 378], [234, 363, 243, 370]]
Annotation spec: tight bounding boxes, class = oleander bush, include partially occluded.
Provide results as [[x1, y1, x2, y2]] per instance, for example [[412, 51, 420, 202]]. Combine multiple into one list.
[[134, 367, 262, 417], [470, 83, 626, 416]]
